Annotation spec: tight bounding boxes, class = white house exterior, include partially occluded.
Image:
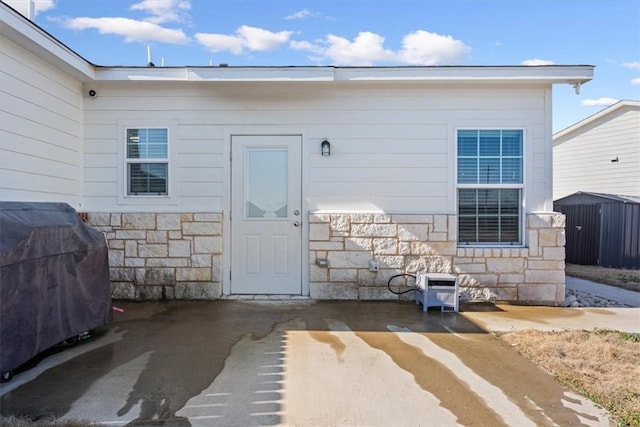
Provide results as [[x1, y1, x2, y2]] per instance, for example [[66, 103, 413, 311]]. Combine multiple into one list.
[[1, 3, 594, 304], [553, 100, 640, 200]]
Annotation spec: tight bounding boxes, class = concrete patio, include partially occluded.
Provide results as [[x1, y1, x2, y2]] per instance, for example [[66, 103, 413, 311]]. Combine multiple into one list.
[[2, 300, 632, 426]]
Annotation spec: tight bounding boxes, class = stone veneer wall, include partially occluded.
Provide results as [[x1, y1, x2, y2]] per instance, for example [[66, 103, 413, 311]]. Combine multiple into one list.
[[87, 213, 222, 300], [309, 212, 565, 304]]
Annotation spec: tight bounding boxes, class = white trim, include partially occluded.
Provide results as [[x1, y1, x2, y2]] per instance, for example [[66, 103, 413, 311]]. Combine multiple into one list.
[[222, 126, 309, 297], [454, 127, 527, 247], [116, 121, 178, 206]]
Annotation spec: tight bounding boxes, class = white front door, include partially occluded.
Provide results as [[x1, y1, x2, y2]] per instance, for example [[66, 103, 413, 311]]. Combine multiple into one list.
[[231, 135, 302, 294]]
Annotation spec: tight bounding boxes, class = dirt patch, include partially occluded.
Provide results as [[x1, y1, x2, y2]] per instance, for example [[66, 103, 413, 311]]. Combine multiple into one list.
[[0, 416, 100, 426], [566, 264, 640, 292], [500, 329, 640, 426]]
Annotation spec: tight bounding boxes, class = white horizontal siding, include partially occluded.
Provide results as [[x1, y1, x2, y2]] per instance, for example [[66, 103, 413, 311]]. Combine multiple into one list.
[[553, 108, 640, 199], [0, 35, 83, 207], [82, 82, 549, 213]]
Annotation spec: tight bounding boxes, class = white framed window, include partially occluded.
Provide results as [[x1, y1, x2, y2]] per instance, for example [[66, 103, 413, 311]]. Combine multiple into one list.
[[125, 128, 169, 196], [457, 129, 524, 245]]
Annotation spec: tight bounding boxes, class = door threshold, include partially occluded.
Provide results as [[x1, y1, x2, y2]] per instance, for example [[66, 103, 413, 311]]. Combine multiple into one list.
[[222, 294, 309, 301]]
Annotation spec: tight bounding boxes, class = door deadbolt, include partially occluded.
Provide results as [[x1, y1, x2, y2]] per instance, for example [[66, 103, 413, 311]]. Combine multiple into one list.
[[294, 209, 300, 216]]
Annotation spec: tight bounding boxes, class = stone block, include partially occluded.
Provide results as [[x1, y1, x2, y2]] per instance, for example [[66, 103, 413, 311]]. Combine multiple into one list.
[[373, 214, 392, 223], [350, 214, 375, 223], [447, 216, 458, 241], [496, 287, 518, 301], [310, 264, 327, 282], [145, 268, 176, 285], [499, 274, 524, 284], [147, 258, 189, 267], [183, 222, 220, 236], [147, 231, 168, 244], [157, 214, 182, 230], [194, 213, 222, 222], [453, 263, 487, 274], [327, 251, 370, 268], [459, 286, 498, 301], [110, 282, 136, 300], [345, 238, 372, 251], [122, 213, 156, 230], [139, 244, 168, 258], [191, 254, 212, 267], [528, 214, 553, 229], [397, 224, 429, 241], [310, 282, 358, 299], [177, 267, 212, 281], [89, 213, 111, 226], [168, 231, 183, 239], [543, 247, 565, 261], [405, 256, 451, 273], [135, 286, 166, 300], [398, 242, 411, 255], [169, 240, 192, 257], [486, 258, 524, 273], [109, 239, 125, 250], [110, 267, 134, 282], [392, 214, 433, 224], [557, 230, 566, 247], [309, 241, 344, 251], [330, 269, 357, 282], [377, 255, 405, 269], [527, 260, 561, 270], [411, 241, 456, 256], [125, 240, 138, 257], [453, 257, 472, 264], [310, 223, 330, 241], [115, 230, 146, 240], [373, 238, 397, 255], [525, 270, 564, 284], [433, 215, 448, 232], [110, 214, 122, 227], [538, 229, 558, 247], [175, 282, 221, 300], [109, 250, 124, 267], [181, 213, 193, 222], [351, 223, 397, 237], [212, 256, 222, 281], [124, 258, 145, 267], [518, 283, 559, 303], [428, 232, 448, 242], [330, 215, 350, 232], [194, 236, 222, 254], [528, 230, 539, 256], [309, 213, 330, 223]]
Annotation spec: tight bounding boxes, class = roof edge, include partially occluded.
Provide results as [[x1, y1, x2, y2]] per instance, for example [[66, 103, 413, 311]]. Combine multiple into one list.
[[553, 100, 640, 143]]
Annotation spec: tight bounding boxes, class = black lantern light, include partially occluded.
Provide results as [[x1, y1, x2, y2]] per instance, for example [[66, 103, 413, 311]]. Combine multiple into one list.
[[321, 139, 331, 156]]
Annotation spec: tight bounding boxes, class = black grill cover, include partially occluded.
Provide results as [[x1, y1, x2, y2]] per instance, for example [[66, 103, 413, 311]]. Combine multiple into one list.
[[0, 202, 112, 375]]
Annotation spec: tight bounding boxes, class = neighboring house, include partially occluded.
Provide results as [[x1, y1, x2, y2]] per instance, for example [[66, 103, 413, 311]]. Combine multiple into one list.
[[553, 100, 640, 201], [0, 3, 594, 304]]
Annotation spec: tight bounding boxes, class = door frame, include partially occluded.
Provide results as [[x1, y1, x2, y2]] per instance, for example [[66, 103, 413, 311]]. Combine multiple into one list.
[[222, 127, 309, 296]]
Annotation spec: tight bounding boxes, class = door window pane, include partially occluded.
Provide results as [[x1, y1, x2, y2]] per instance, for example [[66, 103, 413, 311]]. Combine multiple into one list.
[[246, 149, 288, 218]]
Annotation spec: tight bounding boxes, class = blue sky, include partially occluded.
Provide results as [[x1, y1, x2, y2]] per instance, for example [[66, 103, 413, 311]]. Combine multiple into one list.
[[6, 0, 640, 132]]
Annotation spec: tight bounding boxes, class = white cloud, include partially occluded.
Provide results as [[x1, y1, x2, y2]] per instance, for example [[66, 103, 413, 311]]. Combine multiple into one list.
[[623, 61, 640, 70], [521, 59, 555, 66], [631, 78, 640, 85], [4, 0, 55, 17], [398, 30, 470, 65], [292, 30, 469, 66], [195, 25, 293, 54], [322, 32, 396, 66], [63, 17, 189, 44], [130, 0, 191, 24], [285, 9, 316, 20], [581, 97, 619, 107]]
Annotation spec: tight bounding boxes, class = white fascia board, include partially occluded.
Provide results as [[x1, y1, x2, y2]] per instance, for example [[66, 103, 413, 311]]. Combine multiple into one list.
[[0, 3, 95, 81], [93, 65, 594, 84], [94, 66, 336, 82], [553, 100, 640, 144]]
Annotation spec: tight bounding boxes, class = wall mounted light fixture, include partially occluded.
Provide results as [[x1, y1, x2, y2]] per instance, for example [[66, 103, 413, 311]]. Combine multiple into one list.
[[321, 139, 331, 156]]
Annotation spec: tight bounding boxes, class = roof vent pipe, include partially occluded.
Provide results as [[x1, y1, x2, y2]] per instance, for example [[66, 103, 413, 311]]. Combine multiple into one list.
[[27, 0, 35, 20]]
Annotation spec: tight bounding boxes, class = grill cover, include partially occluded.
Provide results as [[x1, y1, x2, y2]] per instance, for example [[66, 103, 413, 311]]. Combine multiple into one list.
[[0, 202, 112, 375]]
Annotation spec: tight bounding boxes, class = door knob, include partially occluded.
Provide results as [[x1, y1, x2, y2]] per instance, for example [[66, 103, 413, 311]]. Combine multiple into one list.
[[293, 221, 301, 227]]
